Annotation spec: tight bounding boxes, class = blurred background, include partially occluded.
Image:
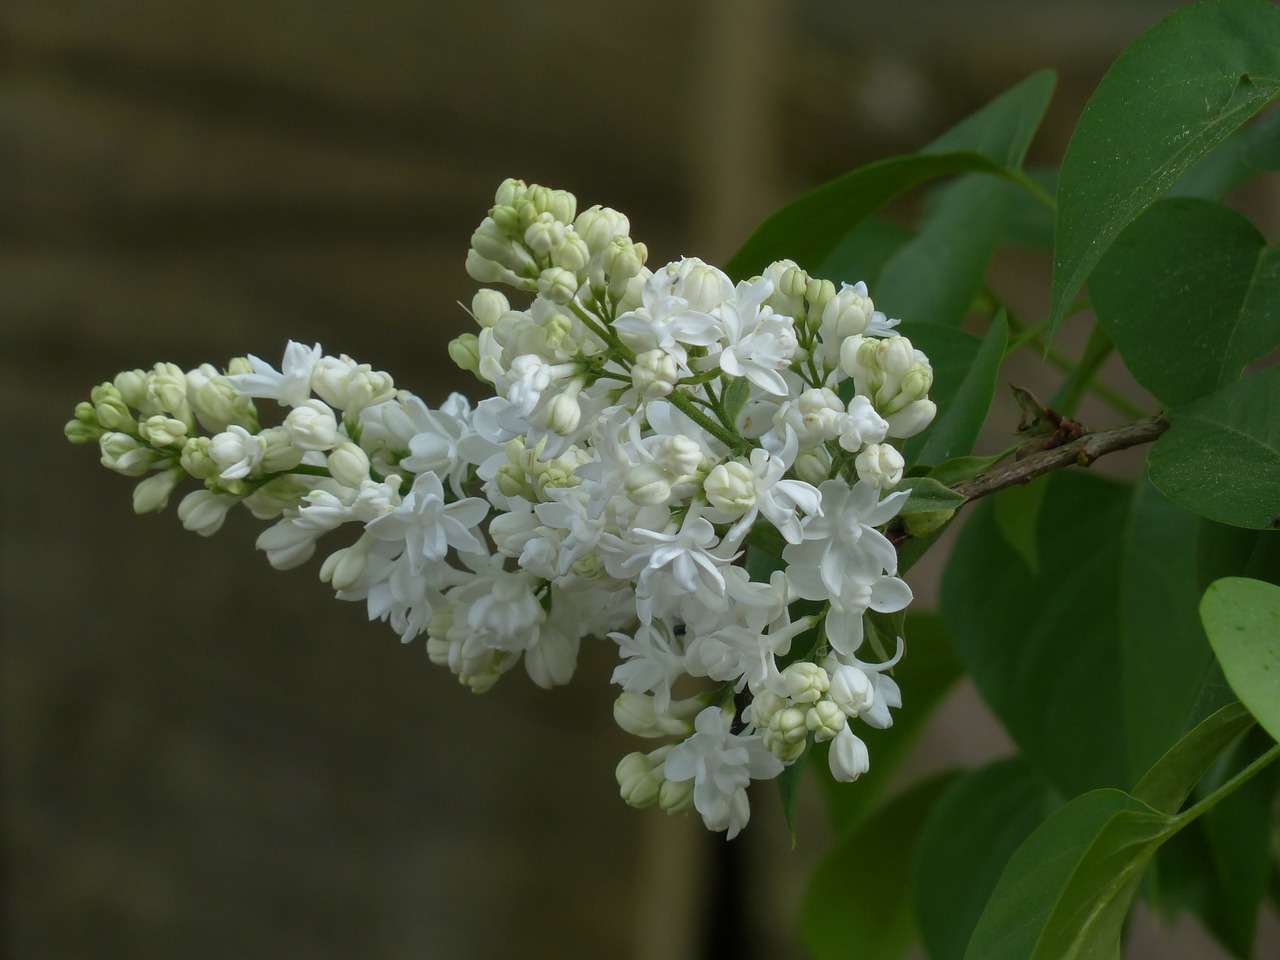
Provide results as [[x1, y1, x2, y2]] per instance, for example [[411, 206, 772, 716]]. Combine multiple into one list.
[[4, 1, 1275, 957]]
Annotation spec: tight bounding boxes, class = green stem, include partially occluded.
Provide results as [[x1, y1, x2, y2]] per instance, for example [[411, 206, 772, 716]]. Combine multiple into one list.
[[669, 389, 750, 453], [568, 300, 635, 364], [1179, 741, 1280, 824]]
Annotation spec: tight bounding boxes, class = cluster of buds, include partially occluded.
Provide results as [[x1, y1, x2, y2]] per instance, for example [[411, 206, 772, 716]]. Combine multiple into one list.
[[67, 179, 937, 839]]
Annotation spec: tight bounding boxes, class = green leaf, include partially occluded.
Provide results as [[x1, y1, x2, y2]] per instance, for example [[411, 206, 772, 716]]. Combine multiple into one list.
[[1049, 0, 1280, 334], [1166, 129, 1258, 200], [965, 738, 1280, 960], [913, 758, 1052, 960], [815, 217, 915, 286], [924, 448, 1014, 486], [777, 735, 810, 842], [816, 613, 962, 833], [907, 312, 1007, 466], [925, 69, 1056, 168], [1149, 365, 1280, 529], [943, 474, 1225, 797], [727, 71, 1055, 279], [1243, 105, 1280, 169], [1202, 577, 1280, 741], [898, 476, 968, 516], [1120, 481, 1233, 780], [1002, 168, 1058, 251], [1131, 702, 1255, 814], [1197, 518, 1280, 590], [801, 773, 957, 960], [720, 376, 750, 425], [993, 480, 1048, 573], [874, 174, 1011, 328], [1090, 197, 1280, 406]]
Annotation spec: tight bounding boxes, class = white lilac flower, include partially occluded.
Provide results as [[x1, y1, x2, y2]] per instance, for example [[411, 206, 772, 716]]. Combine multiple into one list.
[[664, 706, 784, 839], [228, 341, 322, 408], [610, 620, 687, 714], [784, 480, 907, 602], [365, 471, 489, 572]]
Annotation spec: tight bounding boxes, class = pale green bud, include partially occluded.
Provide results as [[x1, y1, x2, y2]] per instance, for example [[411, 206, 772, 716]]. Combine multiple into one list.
[[259, 426, 304, 473], [132, 467, 183, 514], [113, 369, 148, 408], [658, 776, 696, 815], [551, 231, 591, 273], [540, 312, 575, 354], [140, 415, 189, 448], [179, 436, 218, 480], [496, 462, 529, 499], [793, 449, 832, 486], [806, 701, 847, 742], [465, 248, 511, 285], [524, 211, 565, 255], [704, 461, 756, 514], [283, 399, 339, 452], [448, 334, 483, 376], [568, 553, 604, 580], [805, 277, 837, 316], [320, 539, 371, 591], [471, 216, 513, 263], [854, 442, 905, 490], [225, 357, 253, 376], [652, 434, 703, 478], [471, 289, 509, 328], [573, 205, 629, 252], [544, 393, 582, 436], [764, 707, 809, 761], [631, 349, 678, 399], [177, 489, 237, 536], [781, 661, 830, 704], [750, 690, 788, 728], [100, 432, 159, 476], [146, 363, 191, 420], [616, 746, 670, 809], [625, 463, 671, 506], [64, 417, 104, 444], [613, 693, 695, 738], [494, 177, 527, 207], [91, 383, 135, 432], [186, 363, 252, 432], [779, 265, 810, 304], [326, 441, 370, 487], [885, 362, 933, 414], [536, 267, 579, 304]]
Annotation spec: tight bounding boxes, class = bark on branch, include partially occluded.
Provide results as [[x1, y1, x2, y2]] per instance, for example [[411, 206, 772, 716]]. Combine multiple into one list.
[[952, 415, 1169, 502]]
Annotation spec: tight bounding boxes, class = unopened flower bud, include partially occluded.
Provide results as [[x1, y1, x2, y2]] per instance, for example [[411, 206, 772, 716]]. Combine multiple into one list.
[[132, 467, 183, 514], [147, 363, 191, 420], [613, 693, 698, 738], [524, 211, 565, 255], [658, 776, 696, 815], [631, 349, 678, 399], [471, 289, 509, 328], [284, 400, 339, 451], [177, 488, 237, 536], [805, 277, 837, 316], [255, 518, 318, 570], [320, 541, 371, 591], [792, 449, 832, 486], [551, 232, 590, 273], [541, 392, 580, 436], [704, 461, 756, 514], [495, 462, 530, 499], [806, 701, 847, 742], [750, 690, 788, 728], [537, 266, 580, 304], [494, 177, 526, 207], [625, 463, 672, 506], [765, 706, 809, 761], [100, 432, 159, 476], [258, 426, 304, 473], [574, 205, 629, 252], [616, 746, 670, 809], [64, 417, 104, 444], [652, 434, 702, 478], [113, 369, 148, 408], [781, 661, 829, 703], [828, 725, 870, 782], [140, 415, 189, 448], [91, 383, 136, 431], [826, 660, 876, 718], [179, 436, 218, 480], [884, 399, 937, 439], [448, 334, 483, 376], [855, 442, 905, 490], [327, 441, 370, 488]]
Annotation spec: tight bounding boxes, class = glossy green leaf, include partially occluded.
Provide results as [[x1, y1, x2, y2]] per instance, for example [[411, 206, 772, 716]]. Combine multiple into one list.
[[777, 735, 810, 842], [923, 448, 1013, 486], [1202, 577, 1280, 741], [993, 480, 1048, 573], [1243, 105, 1280, 169], [907, 312, 1007, 466], [1197, 519, 1280, 590], [1166, 130, 1257, 200], [1002, 168, 1057, 251], [925, 69, 1056, 169], [801, 773, 957, 960], [816, 613, 961, 833], [1120, 481, 1231, 780], [1091, 198, 1280, 406], [965, 736, 1280, 960], [898, 476, 968, 516], [727, 71, 1055, 279], [1131, 702, 1255, 813], [1049, 0, 1280, 334], [943, 474, 1225, 798], [875, 174, 1011, 328], [1149, 365, 1280, 529], [815, 218, 915, 286], [720, 376, 751, 425], [913, 758, 1052, 960]]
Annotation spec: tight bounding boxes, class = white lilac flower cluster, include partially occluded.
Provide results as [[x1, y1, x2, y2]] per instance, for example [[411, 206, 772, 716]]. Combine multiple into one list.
[[66, 179, 937, 839]]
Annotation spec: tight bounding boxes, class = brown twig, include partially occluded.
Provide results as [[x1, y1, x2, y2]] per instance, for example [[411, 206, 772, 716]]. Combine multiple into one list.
[[952, 415, 1169, 502]]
